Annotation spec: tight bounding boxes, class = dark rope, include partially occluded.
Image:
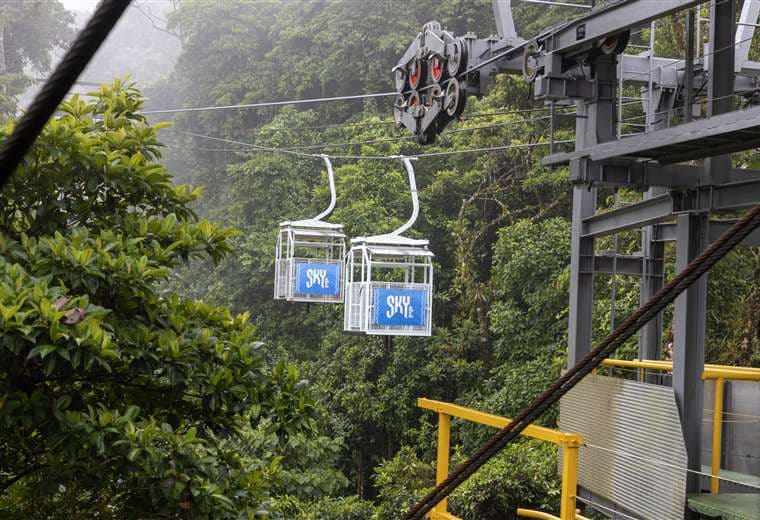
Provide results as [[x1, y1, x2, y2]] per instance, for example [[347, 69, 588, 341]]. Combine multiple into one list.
[[0, 0, 131, 188], [404, 204, 760, 519]]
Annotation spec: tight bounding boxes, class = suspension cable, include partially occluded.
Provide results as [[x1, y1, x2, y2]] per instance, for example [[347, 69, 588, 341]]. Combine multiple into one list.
[[171, 130, 572, 160], [0, 0, 131, 188], [402, 201, 760, 518], [253, 115, 562, 151], [224, 106, 576, 135]]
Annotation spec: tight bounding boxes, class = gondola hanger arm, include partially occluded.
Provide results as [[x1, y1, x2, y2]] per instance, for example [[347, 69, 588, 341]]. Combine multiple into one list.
[[313, 154, 337, 221], [390, 156, 419, 237]]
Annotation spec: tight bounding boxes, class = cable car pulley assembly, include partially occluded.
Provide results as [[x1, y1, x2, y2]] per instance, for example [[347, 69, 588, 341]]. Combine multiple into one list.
[[392, 1, 632, 145]]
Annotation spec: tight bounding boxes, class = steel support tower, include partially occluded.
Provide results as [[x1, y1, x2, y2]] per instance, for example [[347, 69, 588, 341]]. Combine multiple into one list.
[[394, 0, 760, 517]]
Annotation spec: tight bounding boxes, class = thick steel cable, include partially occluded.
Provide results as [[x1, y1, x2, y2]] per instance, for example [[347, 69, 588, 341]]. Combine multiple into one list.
[[0, 0, 131, 188], [403, 202, 760, 519]]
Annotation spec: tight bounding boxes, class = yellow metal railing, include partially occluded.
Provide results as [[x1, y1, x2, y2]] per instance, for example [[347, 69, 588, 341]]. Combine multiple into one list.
[[517, 509, 591, 520], [598, 359, 760, 494], [418, 398, 584, 520]]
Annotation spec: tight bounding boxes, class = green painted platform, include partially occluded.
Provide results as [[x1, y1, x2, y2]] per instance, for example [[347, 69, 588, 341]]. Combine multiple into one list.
[[688, 493, 760, 520], [701, 466, 760, 490]]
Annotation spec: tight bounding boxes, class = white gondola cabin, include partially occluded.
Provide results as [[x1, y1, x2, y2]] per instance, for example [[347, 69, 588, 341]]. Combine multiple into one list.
[[343, 157, 434, 336], [274, 156, 346, 303]]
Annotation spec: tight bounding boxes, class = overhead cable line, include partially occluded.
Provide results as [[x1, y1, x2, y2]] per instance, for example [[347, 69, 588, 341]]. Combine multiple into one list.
[[275, 115, 564, 151], [402, 199, 760, 518], [224, 106, 573, 134], [0, 0, 131, 187], [171, 130, 571, 160], [137, 91, 399, 115], [138, 94, 567, 124], [164, 107, 578, 153], [515, 0, 592, 8]]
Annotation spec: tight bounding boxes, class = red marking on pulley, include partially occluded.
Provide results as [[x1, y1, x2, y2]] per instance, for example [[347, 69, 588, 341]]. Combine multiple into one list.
[[409, 91, 420, 107], [409, 60, 422, 89], [431, 55, 444, 82], [600, 35, 619, 55]]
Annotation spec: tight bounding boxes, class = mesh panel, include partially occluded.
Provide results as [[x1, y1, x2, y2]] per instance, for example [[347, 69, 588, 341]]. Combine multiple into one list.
[[345, 282, 366, 331]]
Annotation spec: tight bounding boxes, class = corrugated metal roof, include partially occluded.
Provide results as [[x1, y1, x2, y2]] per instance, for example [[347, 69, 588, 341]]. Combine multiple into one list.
[[560, 374, 688, 520]]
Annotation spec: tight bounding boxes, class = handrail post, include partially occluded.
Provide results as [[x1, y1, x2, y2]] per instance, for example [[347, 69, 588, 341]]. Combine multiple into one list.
[[434, 412, 452, 515], [559, 435, 581, 520], [710, 377, 725, 494]]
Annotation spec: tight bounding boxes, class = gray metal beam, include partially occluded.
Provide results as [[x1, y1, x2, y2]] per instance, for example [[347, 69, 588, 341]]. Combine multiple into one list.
[[492, 0, 519, 42], [672, 213, 708, 500], [581, 193, 673, 238], [703, 0, 736, 186], [709, 179, 760, 211], [544, 104, 760, 167], [653, 222, 678, 242], [707, 219, 760, 245], [656, 219, 760, 246], [708, 0, 736, 117], [568, 54, 617, 368], [569, 182, 598, 367], [619, 54, 680, 86], [684, 8, 696, 123], [581, 176, 760, 239], [639, 188, 666, 369], [571, 160, 702, 188], [571, 160, 760, 188], [544, 0, 704, 55], [591, 254, 644, 276], [674, 178, 760, 212]]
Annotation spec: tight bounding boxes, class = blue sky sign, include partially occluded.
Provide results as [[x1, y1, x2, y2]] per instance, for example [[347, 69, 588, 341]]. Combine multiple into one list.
[[295, 262, 341, 296], [373, 287, 426, 327]]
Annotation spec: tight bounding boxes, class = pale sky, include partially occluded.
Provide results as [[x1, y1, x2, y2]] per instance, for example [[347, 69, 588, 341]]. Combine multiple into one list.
[[61, 0, 176, 15], [61, 0, 97, 13]]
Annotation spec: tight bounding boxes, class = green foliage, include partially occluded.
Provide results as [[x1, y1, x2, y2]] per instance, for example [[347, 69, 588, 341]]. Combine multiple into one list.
[[461, 354, 564, 449], [372, 446, 435, 520], [273, 496, 377, 520], [242, 423, 349, 500], [490, 218, 571, 363], [0, 82, 315, 518], [371, 442, 560, 520], [448, 441, 560, 520]]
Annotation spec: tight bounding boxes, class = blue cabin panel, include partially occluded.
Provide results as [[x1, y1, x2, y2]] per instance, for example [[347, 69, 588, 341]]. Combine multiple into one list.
[[295, 262, 341, 296], [373, 287, 426, 327]]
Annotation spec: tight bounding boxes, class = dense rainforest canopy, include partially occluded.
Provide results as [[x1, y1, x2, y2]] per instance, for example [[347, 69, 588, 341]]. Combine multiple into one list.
[[0, 1, 758, 518]]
